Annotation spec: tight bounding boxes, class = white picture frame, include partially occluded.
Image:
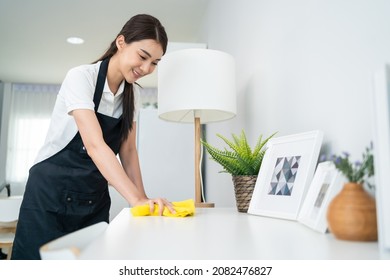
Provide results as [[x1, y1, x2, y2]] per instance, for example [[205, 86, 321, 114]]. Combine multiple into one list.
[[372, 64, 390, 252], [248, 130, 323, 220], [297, 161, 344, 233]]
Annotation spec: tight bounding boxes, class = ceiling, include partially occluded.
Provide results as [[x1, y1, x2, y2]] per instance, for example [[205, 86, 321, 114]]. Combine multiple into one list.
[[0, 0, 208, 87]]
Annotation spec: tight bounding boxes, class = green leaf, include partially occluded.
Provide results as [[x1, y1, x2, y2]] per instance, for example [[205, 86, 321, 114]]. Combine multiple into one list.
[[201, 130, 277, 176]]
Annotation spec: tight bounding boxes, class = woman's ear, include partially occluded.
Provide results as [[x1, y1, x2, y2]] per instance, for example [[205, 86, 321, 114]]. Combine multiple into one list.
[[116, 35, 125, 50]]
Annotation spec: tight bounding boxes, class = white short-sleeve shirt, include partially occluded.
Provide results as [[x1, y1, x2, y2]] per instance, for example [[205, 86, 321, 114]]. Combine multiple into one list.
[[34, 61, 140, 164]]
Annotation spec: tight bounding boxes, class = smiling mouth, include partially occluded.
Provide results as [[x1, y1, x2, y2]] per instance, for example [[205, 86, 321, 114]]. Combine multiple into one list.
[[133, 69, 142, 79]]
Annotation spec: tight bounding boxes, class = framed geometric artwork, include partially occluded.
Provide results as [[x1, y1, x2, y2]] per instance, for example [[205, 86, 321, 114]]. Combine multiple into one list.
[[297, 161, 344, 233], [248, 130, 323, 220]]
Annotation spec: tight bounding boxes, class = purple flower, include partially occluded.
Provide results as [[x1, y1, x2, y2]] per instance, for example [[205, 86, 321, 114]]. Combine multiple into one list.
[[334, 156, 342, 165], [342, 152, 350, 158], [330, 144, 374, 184]]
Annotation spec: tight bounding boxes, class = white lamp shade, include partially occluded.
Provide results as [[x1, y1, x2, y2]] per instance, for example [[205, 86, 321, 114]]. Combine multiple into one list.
[[158, 48, 236, 123]]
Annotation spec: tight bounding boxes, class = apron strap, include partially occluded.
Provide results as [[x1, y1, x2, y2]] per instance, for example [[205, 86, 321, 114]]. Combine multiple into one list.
[[93, 59, 109, 112]]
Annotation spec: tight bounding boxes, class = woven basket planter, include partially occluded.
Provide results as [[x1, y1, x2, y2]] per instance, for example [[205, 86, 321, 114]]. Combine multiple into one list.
[[232, 175, 257, 213]]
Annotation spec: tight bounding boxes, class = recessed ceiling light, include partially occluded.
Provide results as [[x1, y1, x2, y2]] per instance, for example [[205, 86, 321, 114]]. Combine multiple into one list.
[[66, 36, 84, 45]]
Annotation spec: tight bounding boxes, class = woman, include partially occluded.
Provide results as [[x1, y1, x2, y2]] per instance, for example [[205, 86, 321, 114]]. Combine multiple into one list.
[[11, 14, 174, 260]]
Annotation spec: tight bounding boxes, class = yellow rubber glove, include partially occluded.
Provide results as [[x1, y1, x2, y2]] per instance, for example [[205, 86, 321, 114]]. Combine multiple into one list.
[[130, 199, 195, 217]]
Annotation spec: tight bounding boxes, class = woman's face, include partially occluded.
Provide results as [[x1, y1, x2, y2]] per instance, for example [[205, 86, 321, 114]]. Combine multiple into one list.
[[116, 37, 164, 83]]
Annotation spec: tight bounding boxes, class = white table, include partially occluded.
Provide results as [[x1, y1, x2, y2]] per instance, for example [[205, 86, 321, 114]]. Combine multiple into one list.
[[80, 208, 389, 260]]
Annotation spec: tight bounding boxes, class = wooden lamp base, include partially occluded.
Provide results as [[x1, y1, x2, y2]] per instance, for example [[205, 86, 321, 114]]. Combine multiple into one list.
[[195, 202, 215, 208], [194, 117, 215, 208]]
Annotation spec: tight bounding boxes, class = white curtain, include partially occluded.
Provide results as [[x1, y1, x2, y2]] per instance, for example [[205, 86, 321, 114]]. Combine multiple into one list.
[[6, 83, 59, 185]]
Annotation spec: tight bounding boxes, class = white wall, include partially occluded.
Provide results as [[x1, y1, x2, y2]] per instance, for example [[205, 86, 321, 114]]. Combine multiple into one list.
[[200, 0, 390, 206]]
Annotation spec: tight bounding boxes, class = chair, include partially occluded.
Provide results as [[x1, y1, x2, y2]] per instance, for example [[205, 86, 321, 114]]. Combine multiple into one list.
[[39, 221, 108, 260], [0, 195, 23, 260]]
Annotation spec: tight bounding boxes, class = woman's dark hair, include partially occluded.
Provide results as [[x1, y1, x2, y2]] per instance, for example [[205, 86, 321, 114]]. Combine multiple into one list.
[[95, 14, 168, 142]]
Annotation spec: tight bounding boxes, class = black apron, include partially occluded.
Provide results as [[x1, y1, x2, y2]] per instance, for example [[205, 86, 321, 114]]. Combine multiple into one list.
[[11, 59, 123, 260]]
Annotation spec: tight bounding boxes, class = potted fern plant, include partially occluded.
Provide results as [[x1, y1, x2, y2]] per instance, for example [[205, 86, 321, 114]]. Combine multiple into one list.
[[201, 130, 276, 212]]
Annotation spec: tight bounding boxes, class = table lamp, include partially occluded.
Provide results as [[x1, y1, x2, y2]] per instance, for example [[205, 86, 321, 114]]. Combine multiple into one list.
[[158, 48, 237, 207]]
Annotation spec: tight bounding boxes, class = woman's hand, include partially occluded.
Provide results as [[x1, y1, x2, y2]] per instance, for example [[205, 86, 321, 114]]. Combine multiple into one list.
[[135, 198, 176, 216]]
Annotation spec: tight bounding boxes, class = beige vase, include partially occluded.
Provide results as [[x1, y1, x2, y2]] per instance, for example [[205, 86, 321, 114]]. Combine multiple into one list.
[[326, 182, 378, 241], [232, 175, 257, 213]]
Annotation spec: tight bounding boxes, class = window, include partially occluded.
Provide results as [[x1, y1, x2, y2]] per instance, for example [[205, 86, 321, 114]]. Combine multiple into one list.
[[6, 84, 58, 184]]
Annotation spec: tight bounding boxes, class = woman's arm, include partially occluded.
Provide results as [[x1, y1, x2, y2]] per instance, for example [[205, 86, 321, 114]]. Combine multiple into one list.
[[72, 109, 174, 214], [72, 109, 145, 206]]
